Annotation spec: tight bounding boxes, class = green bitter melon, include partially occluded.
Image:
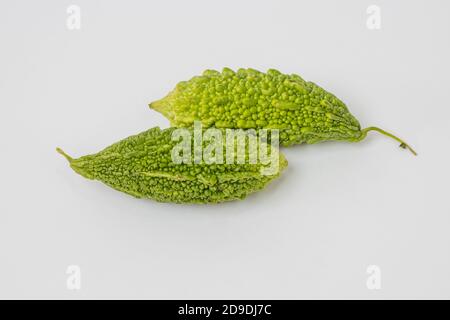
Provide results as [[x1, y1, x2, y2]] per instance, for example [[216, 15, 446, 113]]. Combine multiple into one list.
[[150, 68, 416, 155], [57, 127, 287, 204]]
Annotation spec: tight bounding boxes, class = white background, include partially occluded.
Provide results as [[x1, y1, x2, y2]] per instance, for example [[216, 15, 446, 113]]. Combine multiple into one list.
[[1, 0, 449, 299]]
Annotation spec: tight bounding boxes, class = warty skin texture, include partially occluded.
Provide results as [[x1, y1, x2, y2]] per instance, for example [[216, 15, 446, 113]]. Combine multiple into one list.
[[57, 127, 287, 204], [150, 68, 416, 154]]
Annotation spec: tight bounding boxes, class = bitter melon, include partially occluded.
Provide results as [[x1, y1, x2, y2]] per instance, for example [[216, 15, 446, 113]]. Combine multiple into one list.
[[57, 127, 287, 204], [150, 68, 416, 155]]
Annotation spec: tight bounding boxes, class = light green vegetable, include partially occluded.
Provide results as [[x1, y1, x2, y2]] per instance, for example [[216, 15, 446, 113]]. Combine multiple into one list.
[[57, 127, 287, 204], [150, 68, 416, 155]]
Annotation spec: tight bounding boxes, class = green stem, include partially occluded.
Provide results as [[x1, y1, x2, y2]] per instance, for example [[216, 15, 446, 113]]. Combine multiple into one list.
[[359, 127, 417, 156], [56, 147, 73, 162]]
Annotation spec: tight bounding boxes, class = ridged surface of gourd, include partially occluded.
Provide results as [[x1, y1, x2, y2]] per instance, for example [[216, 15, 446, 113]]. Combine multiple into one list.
[[57, 127, 287, 204], [150, 68, 363, 146]]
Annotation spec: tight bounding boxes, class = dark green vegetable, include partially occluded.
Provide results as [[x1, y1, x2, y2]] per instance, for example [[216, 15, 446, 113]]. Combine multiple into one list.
[[57, 127, 287, 204], [150, 68, 416, 155]]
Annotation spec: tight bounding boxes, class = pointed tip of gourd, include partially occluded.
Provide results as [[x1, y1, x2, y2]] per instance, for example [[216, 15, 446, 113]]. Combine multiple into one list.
[[149, 101, 159, 113], [149, 99, 172, 119], [148, 100, 160, 111], [56, 147, 73, 162], [57, 147, 94, 179]]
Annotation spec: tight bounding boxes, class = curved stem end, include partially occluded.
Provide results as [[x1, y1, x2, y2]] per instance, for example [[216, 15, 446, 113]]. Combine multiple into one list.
[[360, 127, 417, 156]]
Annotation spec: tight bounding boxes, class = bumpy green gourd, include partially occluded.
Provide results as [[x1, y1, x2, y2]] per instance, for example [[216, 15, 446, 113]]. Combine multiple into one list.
[[150, 68, 416, 155], [57, 127, 287, 204]]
